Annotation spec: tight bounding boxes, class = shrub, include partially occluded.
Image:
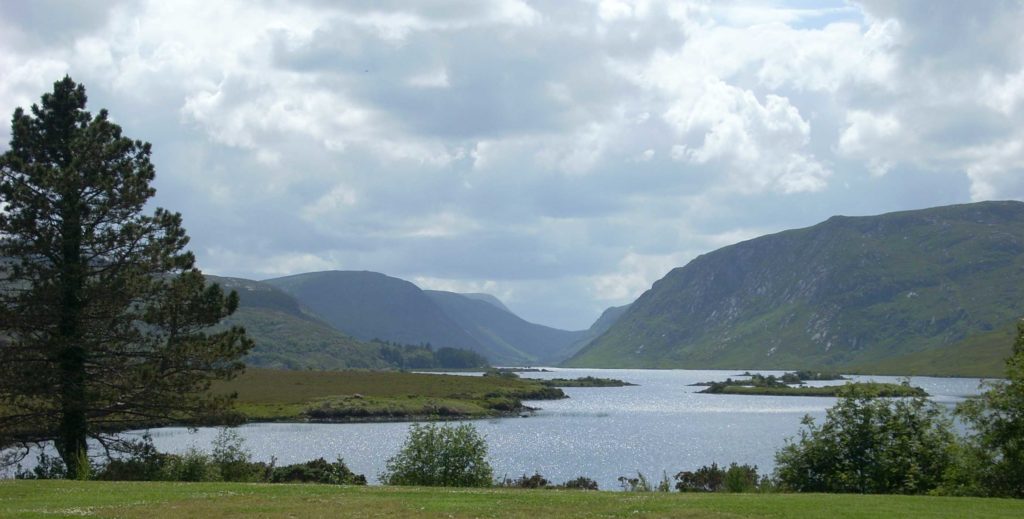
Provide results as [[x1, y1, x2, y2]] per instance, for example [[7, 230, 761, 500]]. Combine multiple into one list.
[[160, 449, 222, 482], [211, 428, 268, 482], [773, 387, 956, 494], [381, 423, 493, 487], [945, 321, 1024, 497], [271, 457, 366, 485], [723, 463, 759, 493], [500, 472, 550, 488], [675, 463, 724, 492], [560, 476, 599, 490], [617, 472, 653, 492]]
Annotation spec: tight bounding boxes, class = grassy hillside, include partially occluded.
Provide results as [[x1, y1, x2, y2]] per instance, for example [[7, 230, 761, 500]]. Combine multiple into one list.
[[567, 201, 1024, 376], [5, 481, 1024, 518], [425, 290, 586, 365], [264, 271, 496, 359], [208, 276, 389, 370]]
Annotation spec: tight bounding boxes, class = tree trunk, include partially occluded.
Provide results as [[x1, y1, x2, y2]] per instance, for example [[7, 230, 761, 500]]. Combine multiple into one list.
[[55, 197, 87, 478]]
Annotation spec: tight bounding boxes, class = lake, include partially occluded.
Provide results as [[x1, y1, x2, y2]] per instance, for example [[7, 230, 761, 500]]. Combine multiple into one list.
[[129, 368, 986, 489]]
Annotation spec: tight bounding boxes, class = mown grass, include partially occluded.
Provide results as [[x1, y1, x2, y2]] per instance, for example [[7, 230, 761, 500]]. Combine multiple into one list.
[[213, 369, 564, 422], [2, 480, 1024, 518]]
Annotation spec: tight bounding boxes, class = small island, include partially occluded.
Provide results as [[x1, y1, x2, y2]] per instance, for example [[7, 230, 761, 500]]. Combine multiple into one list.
[[217, 369, 567, 423], [540, 376, 637, 388], [695, 371, 927, 397]]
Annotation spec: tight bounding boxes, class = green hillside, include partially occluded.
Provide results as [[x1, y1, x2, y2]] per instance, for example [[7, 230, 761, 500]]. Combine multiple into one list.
[[566, 201, 1024, 376], [207, 276, 389, 370], [424, 290, 587, 364], [264, 271, 482, 351]]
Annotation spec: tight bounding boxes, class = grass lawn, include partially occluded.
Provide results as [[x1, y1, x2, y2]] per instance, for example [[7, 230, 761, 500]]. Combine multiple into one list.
[[2, 480, 1023, 518], [213, 369, 564, 422]]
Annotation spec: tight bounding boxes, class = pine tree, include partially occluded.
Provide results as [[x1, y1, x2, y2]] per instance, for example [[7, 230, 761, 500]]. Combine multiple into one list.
[[0, 76, 252, 477]]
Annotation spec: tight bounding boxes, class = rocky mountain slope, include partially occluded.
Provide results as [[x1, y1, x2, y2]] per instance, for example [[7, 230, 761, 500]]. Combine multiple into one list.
[[566, 201, 1024, 376]]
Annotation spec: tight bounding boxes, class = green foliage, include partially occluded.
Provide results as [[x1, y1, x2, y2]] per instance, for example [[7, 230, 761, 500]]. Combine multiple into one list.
[[270, 458, 366, 485], [498, 473, 600, 490], [948, 321, 1024, 497], [560, 476, 600, 490], [381, 423, 493, 487], [675, 463, 761, 493], [773, 388, 956, 494], [0, 77, 252, 476], [617, 472, 653, 492]]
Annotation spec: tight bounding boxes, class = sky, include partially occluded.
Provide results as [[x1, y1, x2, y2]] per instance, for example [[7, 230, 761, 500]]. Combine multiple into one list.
[[2, 0, 1023, 330]]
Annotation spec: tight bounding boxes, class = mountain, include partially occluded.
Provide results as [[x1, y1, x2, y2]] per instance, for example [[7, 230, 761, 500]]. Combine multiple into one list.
[[566, 201, 1024, 377], [263, 270, 486, 352], [207, 276, 389, 370], [460, 293, 514, 314], [424, 290, 587, 364], [260, 270, 612, 366]]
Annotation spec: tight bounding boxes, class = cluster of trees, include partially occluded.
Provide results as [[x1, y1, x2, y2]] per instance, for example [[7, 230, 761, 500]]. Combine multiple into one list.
[[372, 340, 489, 369], [773, 323, 1024, 498]]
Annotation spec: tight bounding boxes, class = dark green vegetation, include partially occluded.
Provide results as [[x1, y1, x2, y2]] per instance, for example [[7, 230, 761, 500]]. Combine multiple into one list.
[[774, 390, 956, 494], [948, 321, 1024, 497], [568, 201, 1024, 377], [4, 481, 1024, 518], [214, 369, 565, 422], [541, 376, 637, 387], [80, 429, 366, 485], [701, 382, 926, 397], [0, 77, 251, 477], [695, 372, 925, 397], [262, 270, 595, 365], [381, 423, 492, 487]]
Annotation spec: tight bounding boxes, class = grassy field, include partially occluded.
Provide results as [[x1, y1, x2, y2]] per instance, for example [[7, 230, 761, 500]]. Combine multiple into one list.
[[213, 369, 564, 422], [2, 480, 1024, 518]]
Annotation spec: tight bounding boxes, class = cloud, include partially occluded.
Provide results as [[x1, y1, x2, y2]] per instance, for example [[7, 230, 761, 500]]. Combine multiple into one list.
[[2, 0, 1023, 329]]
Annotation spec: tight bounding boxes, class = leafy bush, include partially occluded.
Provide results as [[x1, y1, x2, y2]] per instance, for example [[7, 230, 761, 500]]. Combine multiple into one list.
[[381, 423, 493, 487], [271, 458, 366, 485], [617, 472, 653, 492], [500, 472, 550, 488], [945, 321, 1024, 497], [211, 429, 268, 482], [560, 476, 599, 490], [160, 449, 222, 482], [675, 463, 724, 492], [773, 387, 956, 494]]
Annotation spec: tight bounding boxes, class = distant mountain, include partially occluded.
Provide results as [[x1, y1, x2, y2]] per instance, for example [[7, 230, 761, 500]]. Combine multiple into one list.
[[460, 293, 513, 314], [424, 290, 586, 364], [566, 201, 1024, 377], [565, 303, 632, 356], [207, 276, 389, 370], [259, 270, 613, 366]]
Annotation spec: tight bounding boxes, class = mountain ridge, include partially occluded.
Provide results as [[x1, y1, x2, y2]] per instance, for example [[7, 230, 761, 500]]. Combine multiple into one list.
[[565, 201, 1024, 376]]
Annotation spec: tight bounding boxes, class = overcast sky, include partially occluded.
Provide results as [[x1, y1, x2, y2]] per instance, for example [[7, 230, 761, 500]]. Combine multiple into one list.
[[2, 1, 1023, 329]]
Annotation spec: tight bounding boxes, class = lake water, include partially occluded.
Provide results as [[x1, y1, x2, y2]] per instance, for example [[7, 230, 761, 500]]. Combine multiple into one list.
[[118, 368, 987, 489]]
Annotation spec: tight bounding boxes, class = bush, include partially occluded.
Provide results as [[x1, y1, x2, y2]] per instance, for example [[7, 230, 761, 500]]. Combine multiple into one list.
[[773, 387, 956, 494], [561, 476, 599, 490], [160, 449, 222, 482], [500, 472, 550, 488], [675, 463, 724, 492], [271, 457, 366, 485], [381, 423, 493, 487], [945, 321, 1024, 497], [210, 428, 268, 482]]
